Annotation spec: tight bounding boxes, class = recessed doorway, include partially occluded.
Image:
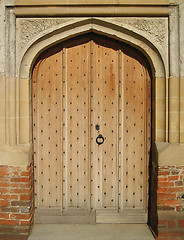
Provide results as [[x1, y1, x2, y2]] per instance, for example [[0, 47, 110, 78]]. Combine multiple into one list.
[[32, 33, 151, 224]]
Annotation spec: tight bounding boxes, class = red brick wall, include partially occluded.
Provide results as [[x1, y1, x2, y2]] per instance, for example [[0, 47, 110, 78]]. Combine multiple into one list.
[[157, 217, 184, 239], [0, 162, 34, 239], [158, 166, 184, 211], [157, 166, 184, 240]]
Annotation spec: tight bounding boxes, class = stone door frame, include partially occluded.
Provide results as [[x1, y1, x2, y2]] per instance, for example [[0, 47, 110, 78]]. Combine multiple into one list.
[[16, 18, 167, 223]]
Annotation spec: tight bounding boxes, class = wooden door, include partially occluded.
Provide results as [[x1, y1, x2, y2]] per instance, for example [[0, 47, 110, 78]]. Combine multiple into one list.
[[32, 34, 151, 224]]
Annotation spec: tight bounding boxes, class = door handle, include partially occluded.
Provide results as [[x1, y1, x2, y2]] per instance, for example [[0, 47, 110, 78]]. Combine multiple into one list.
[[96, 134, 104, 145]]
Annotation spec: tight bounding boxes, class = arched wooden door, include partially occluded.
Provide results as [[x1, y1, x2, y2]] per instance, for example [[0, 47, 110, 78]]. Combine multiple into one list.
[[32, 34, 151, 224]]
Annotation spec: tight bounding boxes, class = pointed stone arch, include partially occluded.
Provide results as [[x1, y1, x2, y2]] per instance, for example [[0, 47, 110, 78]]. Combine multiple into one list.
[[18, 17, 166, 145], [19, 18, 166, 79]]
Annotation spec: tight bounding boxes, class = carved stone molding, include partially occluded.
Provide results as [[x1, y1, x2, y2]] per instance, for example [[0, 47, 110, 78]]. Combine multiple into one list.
[[17, 18, 71, 49], [109, 17, 168, 48], [17, 17, 168, 50]]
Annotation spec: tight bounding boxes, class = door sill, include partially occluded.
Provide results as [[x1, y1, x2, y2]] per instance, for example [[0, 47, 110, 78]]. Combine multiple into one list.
[[34, 209, 147, 224], [96, 209, 147, 223], [34, 209, 96, 224]]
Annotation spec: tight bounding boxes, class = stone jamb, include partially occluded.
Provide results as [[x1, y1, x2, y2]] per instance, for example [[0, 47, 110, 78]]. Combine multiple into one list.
[[179, 3, 184, 143], [169, 6, 180, 143]]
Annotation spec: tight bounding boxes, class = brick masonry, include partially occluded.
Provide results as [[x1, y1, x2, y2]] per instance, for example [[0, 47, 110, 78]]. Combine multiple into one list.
[[156, 166, 184, 239], [0, 161, 34, 239]]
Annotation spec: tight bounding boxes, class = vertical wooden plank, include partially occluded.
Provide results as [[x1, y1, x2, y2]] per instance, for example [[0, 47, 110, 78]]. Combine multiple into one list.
[[33, 47, 62, 209], [145, 67, 152, 211], [118, 49, 124, 212], [62, 47, 67, 212], [101, 41, 118, 209], [32, 63, 39, 210], [91, 36, 119, 211], [90, 38, 103, 211], [121, 46, 150, 211], [63, 37, 91, 211]]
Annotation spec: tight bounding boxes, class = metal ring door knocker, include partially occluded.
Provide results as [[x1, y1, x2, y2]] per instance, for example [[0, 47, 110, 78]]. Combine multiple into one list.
[[96, 134, 105, 145]]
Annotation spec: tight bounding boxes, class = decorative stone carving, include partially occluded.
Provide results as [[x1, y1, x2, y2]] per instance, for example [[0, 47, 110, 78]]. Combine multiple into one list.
[[17, 18, 71, 49], [110, 17, 168, 48], [17, 17, 168, 50]]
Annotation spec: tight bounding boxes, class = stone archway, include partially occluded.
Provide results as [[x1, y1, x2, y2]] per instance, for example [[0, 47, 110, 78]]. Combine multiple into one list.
[[18, 18, 166, 146], [18, 18, 166, 225], [31, 33, 152, 223]]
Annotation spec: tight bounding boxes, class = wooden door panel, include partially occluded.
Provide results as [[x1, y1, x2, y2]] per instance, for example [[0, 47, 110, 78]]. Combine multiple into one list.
[[62, 40, 91, 211], [121, 51, 146, 209], [33, 34, 151, 223], [90, 38, 119, 211], [33, 47, 62, 209], [119, 47, 151, 213]]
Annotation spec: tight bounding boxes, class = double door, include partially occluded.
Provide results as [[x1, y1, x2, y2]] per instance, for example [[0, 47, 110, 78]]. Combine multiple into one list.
[[32, 34, 151, 223]]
